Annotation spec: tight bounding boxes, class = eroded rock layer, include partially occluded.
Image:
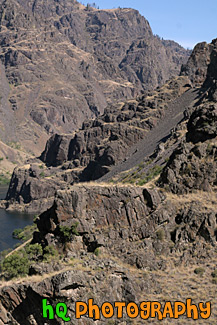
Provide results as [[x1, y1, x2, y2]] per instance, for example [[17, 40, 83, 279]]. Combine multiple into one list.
[[0, 0, 189, 155]]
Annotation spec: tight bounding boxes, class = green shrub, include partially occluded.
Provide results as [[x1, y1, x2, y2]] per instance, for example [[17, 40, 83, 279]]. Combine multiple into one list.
[[12, 228, 23, 239], [206, 143, 213, 155], [194, 267, 205, 276], [137, 165, 163, 186], [43, 245, 58, 261], [59, 222, 79, 242], [33, 215, 38, 223], [0, 248, 12, 261], [25, 243, 43, 260], [2, 250, 29, 279], [94, 248, 100, 256], [12, 224, 37, 242], [13, 243, 21, 249]]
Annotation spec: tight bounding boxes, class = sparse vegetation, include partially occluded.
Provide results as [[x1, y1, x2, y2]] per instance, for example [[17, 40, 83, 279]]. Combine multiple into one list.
[[212, 278, 217, 284], [121, 162, 163, 185], [156, 228, 165, 241], [43, 245, 59, 262], [137, 165, 163, 186], [12, 224, 37, 242], [0, 174, 10, 185], [94, 247, 100, 256], [194, 267, 205, 276], [85, 2, 99, 10], [25, 243, 43, 261], [58, 222, 79, 243], [1, 250, 30, 279], [7, 142, 21, 150]]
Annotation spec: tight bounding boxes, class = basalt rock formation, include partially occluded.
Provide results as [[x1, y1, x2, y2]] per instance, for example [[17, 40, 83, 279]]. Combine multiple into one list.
[[3, 76, 192, 212], [159, 42, 217, 194], [180, 38, 217, 86], [0, 0, 189, 157], [0, 179, 217, 323], [1, 38, 217, 324], [3, 39, 217, 211]]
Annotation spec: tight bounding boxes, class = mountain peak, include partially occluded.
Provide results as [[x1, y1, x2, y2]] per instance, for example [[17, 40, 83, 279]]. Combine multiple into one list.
[[0, 1, 189, 156]]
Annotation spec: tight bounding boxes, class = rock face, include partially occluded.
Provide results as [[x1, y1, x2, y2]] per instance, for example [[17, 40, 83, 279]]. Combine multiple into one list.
[[187, 103, 217, 143], [41, 76, 191, 167], [0, 0, 189, 155], [3, 38, 217, 211], [2, 76, 192, 212], [159, 139, 217, 194], [4, 163, 67, 212], [159, 72, 217, 194], [1, 39, 217, 325], [181, 38, 217, 86], [1, 181, 217, 324], [35, 185, 163, 248]]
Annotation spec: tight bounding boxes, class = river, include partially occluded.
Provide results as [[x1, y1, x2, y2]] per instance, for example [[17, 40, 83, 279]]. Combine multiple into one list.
[[0, 186, 34, 252]]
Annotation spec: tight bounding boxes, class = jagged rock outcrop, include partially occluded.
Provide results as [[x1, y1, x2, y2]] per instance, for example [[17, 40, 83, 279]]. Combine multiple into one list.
[[187, 102, 217, 143], [3, 37, 217, 210], [154, 39, 217, 194], [2, 38, 217, 325], [4, 163, 68, 212], [159, 81, 217, 194], [159, 139, 217, 194], [0, 0, 189, 155], [32, 184, 217, 270], [35, 186, 163, 248], [41, 76, 191, 167], [1, 181, 217, 324], [0, 259, 161, 324], [2, 76, 192, 212], [181, 38, 217, 86]]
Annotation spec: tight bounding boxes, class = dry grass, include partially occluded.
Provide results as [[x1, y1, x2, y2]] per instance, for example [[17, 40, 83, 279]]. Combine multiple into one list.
[[0, 266, 73, 288], [165, 189, 217, 212]]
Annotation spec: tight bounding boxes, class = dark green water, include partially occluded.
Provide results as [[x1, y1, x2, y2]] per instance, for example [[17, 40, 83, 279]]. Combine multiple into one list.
[[0, 186, 34, 252]]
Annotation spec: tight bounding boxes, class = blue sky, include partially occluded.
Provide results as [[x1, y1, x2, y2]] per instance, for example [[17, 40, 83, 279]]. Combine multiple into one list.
[[81, 0, 217, 49]]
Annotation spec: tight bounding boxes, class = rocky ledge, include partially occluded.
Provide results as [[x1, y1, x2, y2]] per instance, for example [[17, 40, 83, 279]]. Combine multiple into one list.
[[2, 76, 191, 212], [0, 178, 217, 323]]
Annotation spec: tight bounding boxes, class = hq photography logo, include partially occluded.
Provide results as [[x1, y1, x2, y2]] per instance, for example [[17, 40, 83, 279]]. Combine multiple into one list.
[[42, 298, 211, 322]]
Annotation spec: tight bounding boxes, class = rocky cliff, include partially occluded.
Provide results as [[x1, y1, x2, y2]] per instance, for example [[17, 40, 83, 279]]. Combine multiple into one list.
[[0, 177, 217, 323], [181, 38, 217, 86], [0, 39, 217, 324], [0, 0, 189, 158], [2, 75, 192, 212], [3, 38, 217, 211], [5, 40, 217, 211]]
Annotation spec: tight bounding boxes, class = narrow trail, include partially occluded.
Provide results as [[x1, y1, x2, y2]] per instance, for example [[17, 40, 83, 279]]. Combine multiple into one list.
[[5, 239, 31, 258], [98, 88, 200, 182]]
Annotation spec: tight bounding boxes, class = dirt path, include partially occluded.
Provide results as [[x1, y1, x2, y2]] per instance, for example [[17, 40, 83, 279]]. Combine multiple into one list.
[[5, 239, 32, 258], [99, 88, 200, 181]]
